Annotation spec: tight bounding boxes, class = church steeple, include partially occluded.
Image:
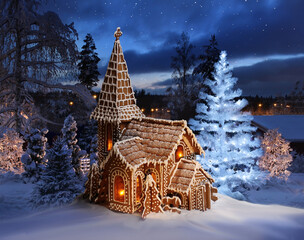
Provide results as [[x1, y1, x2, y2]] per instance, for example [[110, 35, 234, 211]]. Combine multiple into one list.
[[91, 27, 144, 123]]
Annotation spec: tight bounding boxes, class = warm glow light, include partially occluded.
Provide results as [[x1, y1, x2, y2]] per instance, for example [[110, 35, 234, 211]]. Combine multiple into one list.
[[119, 190, 125, 196], [286, 105, 290, 108], [273, 103, 277, 107], [155, 108, 159, 112], [167, 110, 170, 113], [107, 139, 113, 151], [258, 103, 262, 107], [141, 108, 145, 112], [179, 153, 183, 158], [151, 108, 154, 112], [93, 94, 97, 99]]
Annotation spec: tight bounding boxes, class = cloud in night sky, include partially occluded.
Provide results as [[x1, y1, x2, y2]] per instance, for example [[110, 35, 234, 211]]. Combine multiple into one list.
[[43, 0, 304, 96]]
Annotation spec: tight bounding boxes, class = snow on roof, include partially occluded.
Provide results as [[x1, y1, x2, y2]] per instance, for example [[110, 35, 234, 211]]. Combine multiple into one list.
[[91, 27, 144, 123], [253, 115, 304, 142]]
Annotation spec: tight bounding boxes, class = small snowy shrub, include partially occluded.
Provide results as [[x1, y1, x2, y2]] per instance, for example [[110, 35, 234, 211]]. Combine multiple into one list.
[[61, 115, 87, 177], [0, 129, 24, 173], [22, 128, 48, 183], [289, 151, 304, 173], [31, 137, 82, 208], [259, 129, 293, 180]]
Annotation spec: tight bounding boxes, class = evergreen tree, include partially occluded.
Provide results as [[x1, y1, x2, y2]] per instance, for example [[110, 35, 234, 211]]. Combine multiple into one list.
[[189, 51, 263, 199], [193, 35, 221, 80], [0, 129, 24, 173], [78, 33, 101, 90], [167, 32, 196, 120], [61, 115, 87, 177], [21, 128, 48, 183], [259, 129, 293, 180], [31, 138, 82, 207], [193, 35, 221, 96]]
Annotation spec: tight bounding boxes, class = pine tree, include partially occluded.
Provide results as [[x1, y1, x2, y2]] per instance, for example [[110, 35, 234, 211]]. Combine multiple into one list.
[[193, 35, 221, 80], [142, 175, 163, 219], [21, 128, 48, 183], [259, 129, 293, 180], [189, 51, 263, 198], [31, 138, 82, 208], [193, 35, 221, 97], [78, 33, 101, 90], [61, 115, 87, 177], [0, 129, 24, 173], [167, 32, 196, 120]]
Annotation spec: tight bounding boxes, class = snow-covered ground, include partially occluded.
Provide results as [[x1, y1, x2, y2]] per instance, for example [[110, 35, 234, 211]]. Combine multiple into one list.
[[1, 174, 304, 240]]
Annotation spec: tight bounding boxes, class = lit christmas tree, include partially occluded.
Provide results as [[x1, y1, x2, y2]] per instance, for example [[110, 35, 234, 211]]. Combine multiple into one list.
[[259, 129, 293, 180], [189, 51, 263, 198]]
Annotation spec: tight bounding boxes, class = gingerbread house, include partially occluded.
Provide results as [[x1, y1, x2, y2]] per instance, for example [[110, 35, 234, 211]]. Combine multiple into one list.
[[84, 28, 218, 218]]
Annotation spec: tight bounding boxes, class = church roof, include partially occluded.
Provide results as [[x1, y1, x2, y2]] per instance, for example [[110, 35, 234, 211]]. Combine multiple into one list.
[[91, 27, 144, 123], [100, 117, 204, 170]]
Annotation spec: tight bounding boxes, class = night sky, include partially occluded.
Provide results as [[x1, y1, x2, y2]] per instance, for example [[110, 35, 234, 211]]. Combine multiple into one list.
[[44, 0, 304, 96]]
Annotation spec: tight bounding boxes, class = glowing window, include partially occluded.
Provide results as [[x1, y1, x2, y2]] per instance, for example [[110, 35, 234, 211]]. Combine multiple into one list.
[[136, 175, 142, 203], [107, 124, 113, 151], [175, 145, 184, 162], [114, 176, 124, 202]]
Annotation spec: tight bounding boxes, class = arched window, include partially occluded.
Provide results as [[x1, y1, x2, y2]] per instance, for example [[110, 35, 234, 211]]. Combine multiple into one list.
[[136, 175, 142, 203], [107, 124, 113, 151], [114, 175, 124, 202], [175, 145, 184, 162]]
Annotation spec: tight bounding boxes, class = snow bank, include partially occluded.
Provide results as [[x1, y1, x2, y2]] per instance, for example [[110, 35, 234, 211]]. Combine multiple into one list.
[[0, 194, 303, 240]]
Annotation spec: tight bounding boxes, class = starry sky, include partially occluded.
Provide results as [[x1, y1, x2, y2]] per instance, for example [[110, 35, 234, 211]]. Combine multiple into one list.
[[44, 0, 304, 96]]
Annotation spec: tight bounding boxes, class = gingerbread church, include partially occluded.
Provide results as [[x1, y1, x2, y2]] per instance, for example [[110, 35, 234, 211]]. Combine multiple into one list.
[[84, 27, 218, 218]]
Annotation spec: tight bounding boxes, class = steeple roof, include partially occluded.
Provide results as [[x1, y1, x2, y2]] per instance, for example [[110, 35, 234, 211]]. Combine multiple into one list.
[[91, 27, 144, 123]]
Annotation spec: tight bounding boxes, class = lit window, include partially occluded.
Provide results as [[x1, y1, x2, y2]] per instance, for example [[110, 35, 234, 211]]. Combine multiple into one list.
[[136, 175, 142, 203], [175, 145, 184, 162], [107, 125, 113, 151], [114, 176, 124, 202]]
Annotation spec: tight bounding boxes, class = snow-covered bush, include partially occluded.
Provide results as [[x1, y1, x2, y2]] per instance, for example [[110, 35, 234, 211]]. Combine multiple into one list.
[[21, 128, 48, 183], [31, 137, 82, 208], [0, 129, 24, 173], [61, 115, 87, 177], [189, 51, 264, 199], [259, 129, 293, 180]]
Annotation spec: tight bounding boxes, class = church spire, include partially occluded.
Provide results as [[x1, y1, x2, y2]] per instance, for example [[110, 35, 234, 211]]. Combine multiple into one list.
[[91, 27, 144, 123]]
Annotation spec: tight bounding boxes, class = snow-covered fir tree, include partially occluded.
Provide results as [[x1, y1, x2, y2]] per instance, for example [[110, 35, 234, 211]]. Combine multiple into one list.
[[21, 128, 48, 183], [31, 137, 82, 208], [259, 129, 293, 180], [189, 51, 263, 199], [61, 115, 87, 177], [0, 129, 24, 173], [78, 33, 101, 90], [89, 135, 98, 165]]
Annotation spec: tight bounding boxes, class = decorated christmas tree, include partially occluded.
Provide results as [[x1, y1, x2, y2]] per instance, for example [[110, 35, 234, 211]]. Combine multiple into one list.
[[142, 175, 163, 219], [259, 129, 293, 180], [31, 137, 82, 207], [189, 51, 263, 198], [21, 128, 48, 183], [0, 129, 24, 173]]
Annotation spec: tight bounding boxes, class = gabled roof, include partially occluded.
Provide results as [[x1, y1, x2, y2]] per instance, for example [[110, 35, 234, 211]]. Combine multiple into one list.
[[91, 27, 144, 123], [253, 115, 304, 142], [168, 159, 214, 193], [100, 117, 204, 171]]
